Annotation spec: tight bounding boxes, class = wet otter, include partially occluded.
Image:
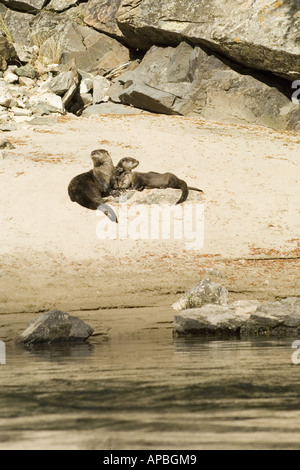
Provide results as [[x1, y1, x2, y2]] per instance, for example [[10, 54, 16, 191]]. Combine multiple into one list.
[[68, 149, 117, 221], [118, 171, 203, 204]]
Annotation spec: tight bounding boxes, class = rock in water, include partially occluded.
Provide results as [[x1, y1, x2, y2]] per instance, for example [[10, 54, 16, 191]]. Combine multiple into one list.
[[18, 310, 94, 344], [241, 297, 300, 336], [172, 279, 228, 311], [174, 304, 253, 336]]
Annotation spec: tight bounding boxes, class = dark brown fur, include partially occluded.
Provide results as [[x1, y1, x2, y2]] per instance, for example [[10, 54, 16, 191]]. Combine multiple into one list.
[[68, 149, 118, 221], [118, 171, 203, 204]]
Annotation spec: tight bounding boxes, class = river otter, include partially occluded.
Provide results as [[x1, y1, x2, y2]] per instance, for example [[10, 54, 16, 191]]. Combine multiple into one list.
[[68, 149, 117, 222], [118, 171, 203, 204], [113, 157, 140, 189]]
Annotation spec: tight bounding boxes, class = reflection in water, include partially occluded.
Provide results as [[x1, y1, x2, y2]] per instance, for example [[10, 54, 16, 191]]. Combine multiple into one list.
[[21, 342, 93, 362], [0, 331, 300, 449]]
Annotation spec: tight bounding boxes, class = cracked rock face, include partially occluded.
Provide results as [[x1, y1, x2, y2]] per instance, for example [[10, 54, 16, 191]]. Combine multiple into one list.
[[116, 0, 300, 80]]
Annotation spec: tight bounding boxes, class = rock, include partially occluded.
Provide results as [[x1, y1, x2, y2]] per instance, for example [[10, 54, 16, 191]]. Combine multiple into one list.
[[2, 9, 33, 47], [116, 0, 300, 80], [0, 90, 15, 107], [77, 92, 93, 108], [241, 298, 300, 336], [3, 72, 18, 84], [11, 106, 32, 116], [1, 0, 48, 13], [84, 0, 124, 42], [174, 298, 300, 337], [15, 64, 37, 80], [47, 66, 79, 108], [0, 33, 17, 71], [18, 309, 94, 345], [92, 75, 110, 104], [120, 81, 184, 115], [14, 44, 39, 64], [37, 19, 130, 74], [79, 77, 93, 94], [0, 138, 15, 149], [116, 43, 297, 131], [82, 102, 147, 115], [174, 305, 250, 336], [172, 279, 229, 312], [47, 0, 78, 12], [29, 92, 64, 114], [18, 76, 35, 87], [0, 124, 16, 131]]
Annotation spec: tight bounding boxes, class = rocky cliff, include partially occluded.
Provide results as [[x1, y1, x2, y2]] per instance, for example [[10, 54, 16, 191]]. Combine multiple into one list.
[[0, 0, 299, 132]]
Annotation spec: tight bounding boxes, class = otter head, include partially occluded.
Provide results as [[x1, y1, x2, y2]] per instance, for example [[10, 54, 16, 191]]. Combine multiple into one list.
[[91, 149, 112, 167], [115, 157, 139, 175]]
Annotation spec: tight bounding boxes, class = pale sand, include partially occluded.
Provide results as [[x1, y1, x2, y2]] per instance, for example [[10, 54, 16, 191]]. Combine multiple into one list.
[[0, 114, 299, 339]]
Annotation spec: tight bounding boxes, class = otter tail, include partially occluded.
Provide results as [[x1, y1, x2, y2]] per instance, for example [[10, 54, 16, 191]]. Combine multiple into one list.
[[176, 181, 189, 205], [188, 186, 204, 193]]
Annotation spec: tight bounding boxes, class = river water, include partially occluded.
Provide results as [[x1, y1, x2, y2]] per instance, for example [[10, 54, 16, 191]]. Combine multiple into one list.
[[1, 328, 300, 450]]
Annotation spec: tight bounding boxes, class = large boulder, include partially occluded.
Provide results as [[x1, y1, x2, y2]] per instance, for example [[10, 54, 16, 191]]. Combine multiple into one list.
[[116, 0, 300, 80], [174, 301, 259, 336], [114, 42, 297, 131], [1, 0, 48, 13], [0, 8, 33, 48], [18, 309, 94, 344], [32, 13, 130, 73], [174, 298, 300, 337], [84, 0, 125, 42]]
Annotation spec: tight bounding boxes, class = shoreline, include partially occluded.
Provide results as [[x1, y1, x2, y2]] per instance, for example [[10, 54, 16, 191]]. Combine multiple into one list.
[[0, 114, 299, 337]]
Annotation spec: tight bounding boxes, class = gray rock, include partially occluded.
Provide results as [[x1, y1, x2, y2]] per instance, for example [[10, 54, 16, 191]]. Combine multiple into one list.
[[47, 0, 78, 12], [18, 76, 35, 87], [79, 77, 93, 94], [172, 279, 229, 312], [47, 66, 79, 108], [2, 9, 33, 47], [174, 298, 300, 337], [11, 106, 32, 116], [18, 309, 94, 344], [174, 304, 251, 336], [15, 64, 37, 79], [1, 0, 48, 13], [120, 81, 183, 115], [116, 43, 297, 131], [3, 72, 18, 84], [92, 75, 110, 104], [0, 90, 15, 107], [84, 0, 124, 42], [36, 19, 130, 74], [116, 0, 300, 80], [241, 298, 300, 336], [29, 92, 64, 114]]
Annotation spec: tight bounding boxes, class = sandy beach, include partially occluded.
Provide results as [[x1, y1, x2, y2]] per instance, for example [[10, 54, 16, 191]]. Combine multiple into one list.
[[0, 114, 299, 340]]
